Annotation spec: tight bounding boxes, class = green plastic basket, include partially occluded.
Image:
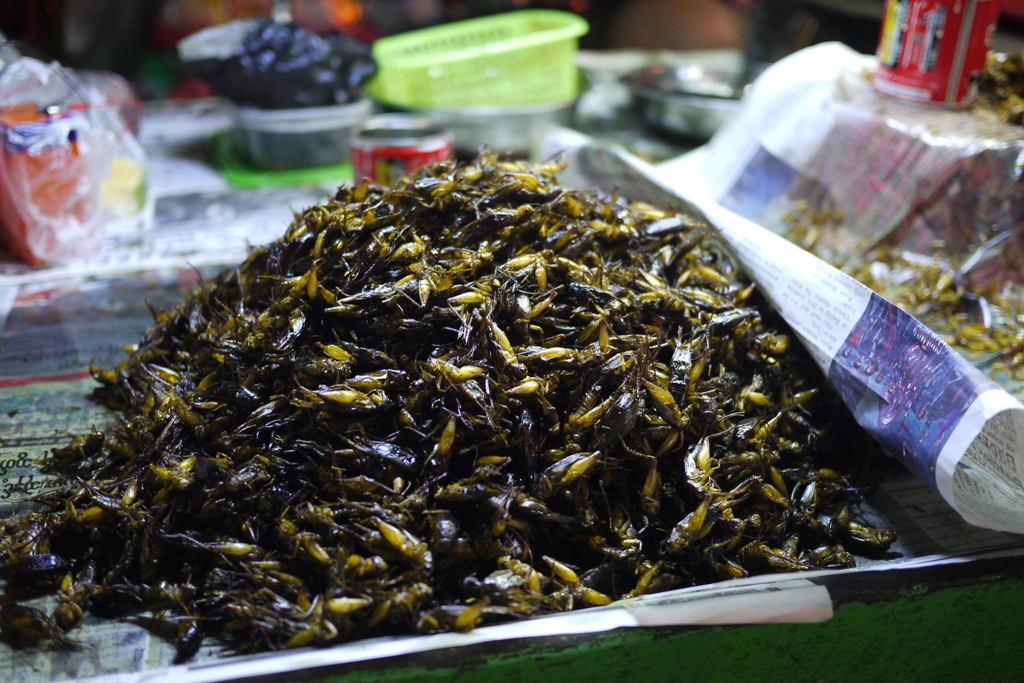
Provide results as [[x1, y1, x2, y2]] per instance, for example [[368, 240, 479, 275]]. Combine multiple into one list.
[[368, 10, 588, 108]]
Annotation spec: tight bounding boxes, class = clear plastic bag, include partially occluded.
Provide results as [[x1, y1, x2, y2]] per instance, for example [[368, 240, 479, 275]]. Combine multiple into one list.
[[80, 72, 147, 222], [0, 56, 125, 265], [693, 43, 1024, 288]]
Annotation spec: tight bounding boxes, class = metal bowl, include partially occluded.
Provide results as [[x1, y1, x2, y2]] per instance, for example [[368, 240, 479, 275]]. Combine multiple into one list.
[[623, 62, 742, 141], [389, 101, 576, 157]]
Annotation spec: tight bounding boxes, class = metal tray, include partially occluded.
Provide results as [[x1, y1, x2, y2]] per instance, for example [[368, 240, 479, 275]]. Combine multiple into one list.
[[623, 61, 742, 141]]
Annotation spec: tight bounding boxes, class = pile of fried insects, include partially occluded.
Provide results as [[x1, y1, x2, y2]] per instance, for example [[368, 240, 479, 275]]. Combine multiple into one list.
[[786, 201, 1024, 381], [0, 155, 894, 661]]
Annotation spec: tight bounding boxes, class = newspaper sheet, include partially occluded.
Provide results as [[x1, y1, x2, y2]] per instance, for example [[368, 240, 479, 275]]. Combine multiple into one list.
[[687, 42, 1024, 285], [542, 129, 1024, 535], [1, 102, 1023, 682]]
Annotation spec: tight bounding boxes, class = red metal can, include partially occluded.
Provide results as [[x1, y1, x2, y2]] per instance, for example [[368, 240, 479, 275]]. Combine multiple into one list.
[[350, 115, 453, 186], [874, 0, 1002, 105]]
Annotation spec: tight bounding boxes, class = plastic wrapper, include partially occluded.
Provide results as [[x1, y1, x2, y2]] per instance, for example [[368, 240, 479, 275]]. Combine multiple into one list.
[[79, 70, 144, 134], [0, 56, 143, 265], [178, 19, 375, 109], [0, 58, 107, 265], [688, 42, 1024, 289], [81, 73, 148, 221]]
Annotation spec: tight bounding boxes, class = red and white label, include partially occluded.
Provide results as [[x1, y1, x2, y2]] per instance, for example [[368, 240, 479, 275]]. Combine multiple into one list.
[[351, 141, 452, 186], [874, 0, 1003, 105]]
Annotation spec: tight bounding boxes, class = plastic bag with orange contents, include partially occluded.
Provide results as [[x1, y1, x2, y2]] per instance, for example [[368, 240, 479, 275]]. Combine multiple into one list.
[[0, 57, 115, 266]]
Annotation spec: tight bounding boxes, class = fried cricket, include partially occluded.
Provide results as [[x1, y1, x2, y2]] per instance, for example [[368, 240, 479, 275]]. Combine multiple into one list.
[[0, 155, 893, 659]]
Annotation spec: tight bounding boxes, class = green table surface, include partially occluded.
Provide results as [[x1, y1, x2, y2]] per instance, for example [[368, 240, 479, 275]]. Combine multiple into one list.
[[183, 554, 1024, 683]]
